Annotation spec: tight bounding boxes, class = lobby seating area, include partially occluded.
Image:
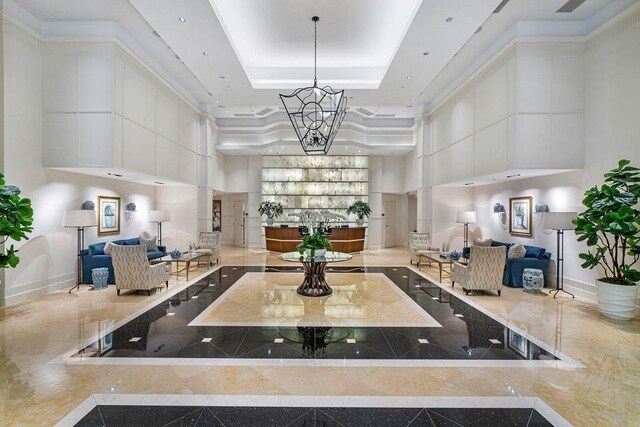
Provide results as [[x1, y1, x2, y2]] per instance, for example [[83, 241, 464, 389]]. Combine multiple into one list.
[[82, 237, 167, 284], [0, 1, 639, 426], [462, 241, 552, 287]]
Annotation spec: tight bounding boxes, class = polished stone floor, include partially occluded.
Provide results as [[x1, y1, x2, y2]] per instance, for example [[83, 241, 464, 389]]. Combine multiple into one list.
[[1, 245, 639, 426], [66, 266, 556, 363]]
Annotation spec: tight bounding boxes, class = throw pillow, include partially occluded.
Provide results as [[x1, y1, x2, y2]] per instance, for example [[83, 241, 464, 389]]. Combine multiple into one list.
[[508, 244, 526, 259], [103, 241, 118, 255], [473, 238, 492, 247], [139, 234, 158, 251]]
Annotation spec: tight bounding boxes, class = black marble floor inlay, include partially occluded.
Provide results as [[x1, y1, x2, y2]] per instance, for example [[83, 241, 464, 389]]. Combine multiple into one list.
[[72, 266, 558, 362], [75, 405, 555, 427]]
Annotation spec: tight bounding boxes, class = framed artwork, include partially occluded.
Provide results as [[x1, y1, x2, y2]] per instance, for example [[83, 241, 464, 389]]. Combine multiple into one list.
[[508, 329, 530, 359], [509, 196, 533, 237], [212, 200, 222, 232], [99, 319, 114, 355], [98, 196, 121, 236]]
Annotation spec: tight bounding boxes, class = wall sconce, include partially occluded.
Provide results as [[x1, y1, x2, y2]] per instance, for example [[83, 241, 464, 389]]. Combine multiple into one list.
[[534, 203, 549, 215], [81, 200, 95, 210], [491, 203, 505, 214], [124, 202, 137, 222]]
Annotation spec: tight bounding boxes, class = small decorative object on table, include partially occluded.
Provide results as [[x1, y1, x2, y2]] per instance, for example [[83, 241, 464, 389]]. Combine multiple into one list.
[[91, 267, 109, 290], [297, 231, 332, 257], [522, 268, 544, 294], [170, 249, 182, 260], [449, 250, 461, 262]]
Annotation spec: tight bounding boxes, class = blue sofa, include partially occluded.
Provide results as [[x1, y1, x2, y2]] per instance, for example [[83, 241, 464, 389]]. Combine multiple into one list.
[[462, 241, 551, 288], [81, 238, 166, 284]]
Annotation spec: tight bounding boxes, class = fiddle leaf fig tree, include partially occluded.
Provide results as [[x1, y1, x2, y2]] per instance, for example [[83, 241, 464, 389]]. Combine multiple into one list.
[[0, 174, 34, 269], [574, 159, 640, 286]]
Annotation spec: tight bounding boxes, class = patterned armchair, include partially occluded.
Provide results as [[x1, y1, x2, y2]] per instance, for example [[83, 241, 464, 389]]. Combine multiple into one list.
[[111, 245, 169, 296], [409, 232, 439, 265], [452, 246, 506, 296], [195, 231, 221, 266]]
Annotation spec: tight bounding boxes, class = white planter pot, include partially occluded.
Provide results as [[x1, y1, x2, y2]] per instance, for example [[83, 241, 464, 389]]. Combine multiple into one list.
[[304, 249, 327, 257], [596, 279, 638, 320]]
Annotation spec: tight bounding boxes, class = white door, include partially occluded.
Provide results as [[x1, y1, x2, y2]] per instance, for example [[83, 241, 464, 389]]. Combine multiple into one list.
[[232, 201, 244, 247], [384, 200, 396, 248]]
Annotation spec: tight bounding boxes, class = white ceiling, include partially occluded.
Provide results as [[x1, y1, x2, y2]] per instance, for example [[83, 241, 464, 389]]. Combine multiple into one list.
[[7, 0, 635, 121], [128, 0, 501, 115]]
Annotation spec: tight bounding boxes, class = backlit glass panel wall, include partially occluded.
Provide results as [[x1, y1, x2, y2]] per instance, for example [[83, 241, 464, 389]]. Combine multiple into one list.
[[261, 156, 369, 223]]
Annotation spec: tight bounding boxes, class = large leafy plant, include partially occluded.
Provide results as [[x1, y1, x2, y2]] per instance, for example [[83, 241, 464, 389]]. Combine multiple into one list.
[[574, 159, 640, 286], [0, 174, 34, 269], [297, 231, 331, 257], [258, 201, 284, 219], [346, 201, 371, 220]]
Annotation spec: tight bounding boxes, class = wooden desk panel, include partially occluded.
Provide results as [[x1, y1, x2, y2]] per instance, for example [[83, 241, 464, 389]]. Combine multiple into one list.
[[264, 226, 366, 253]]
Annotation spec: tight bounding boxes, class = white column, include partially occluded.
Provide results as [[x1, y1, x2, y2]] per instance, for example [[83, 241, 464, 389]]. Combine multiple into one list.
[[368, 155, 383, 250]]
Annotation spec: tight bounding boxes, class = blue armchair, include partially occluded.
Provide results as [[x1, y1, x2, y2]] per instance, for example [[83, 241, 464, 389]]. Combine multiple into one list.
[[463, 241, 551, 288], [82, 237, 166, 284]]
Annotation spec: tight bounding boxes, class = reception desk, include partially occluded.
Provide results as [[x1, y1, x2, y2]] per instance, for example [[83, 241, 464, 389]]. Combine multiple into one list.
[[265, 226, 366, 253]]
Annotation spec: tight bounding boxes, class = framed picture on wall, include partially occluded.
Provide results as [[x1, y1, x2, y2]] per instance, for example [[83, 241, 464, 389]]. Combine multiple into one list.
[[98, 196, 120, 235], [509, 196, 533, 237]]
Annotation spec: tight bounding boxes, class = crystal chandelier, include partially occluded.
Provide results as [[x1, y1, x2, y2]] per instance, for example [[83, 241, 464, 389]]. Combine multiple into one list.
[[279, 16, 347, 155]]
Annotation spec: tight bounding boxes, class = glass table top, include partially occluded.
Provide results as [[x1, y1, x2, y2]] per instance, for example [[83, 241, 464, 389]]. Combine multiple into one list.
[[278, 251, 353, 263]]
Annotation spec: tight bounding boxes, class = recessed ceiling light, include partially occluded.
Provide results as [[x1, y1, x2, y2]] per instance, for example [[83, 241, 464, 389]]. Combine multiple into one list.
[[225, 110, 228, 113], [208, 92, 213, 97], [446, 17, 453, 22], [178, 17, 186, 22], [349, 96, 354, 100], [423, 51, 430, 56], [407, 75, 412, 79], [345, 146, 349, 149], [202, 51, 208, 56], [219, 75, 225, 79], [401, 85, 406, 89], [281, 146, 284, 149]]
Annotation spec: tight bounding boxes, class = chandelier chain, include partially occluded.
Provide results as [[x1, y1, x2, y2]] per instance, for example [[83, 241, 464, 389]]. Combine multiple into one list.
[[313, 17, 317, 85]]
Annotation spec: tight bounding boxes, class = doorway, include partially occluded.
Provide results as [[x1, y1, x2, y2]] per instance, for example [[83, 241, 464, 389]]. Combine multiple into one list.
[[384, 200, 396, 248]]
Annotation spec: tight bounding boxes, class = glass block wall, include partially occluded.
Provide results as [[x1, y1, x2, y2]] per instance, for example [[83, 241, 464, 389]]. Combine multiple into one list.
[[261, 156, 369, 224]]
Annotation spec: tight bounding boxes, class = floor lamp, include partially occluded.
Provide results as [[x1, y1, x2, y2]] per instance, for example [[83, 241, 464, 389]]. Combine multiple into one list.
[[149, 210, 170, 246], [542, 212, 577, 299], [63, 210, 97, 293], [456, 211, 477, 248]]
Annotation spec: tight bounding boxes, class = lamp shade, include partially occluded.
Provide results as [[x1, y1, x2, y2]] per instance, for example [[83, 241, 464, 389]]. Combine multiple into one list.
[[149, 210, 170, 222], [542, 212, 577, 230], [62, 210, 97, 228], [456, 211, 477, 224]]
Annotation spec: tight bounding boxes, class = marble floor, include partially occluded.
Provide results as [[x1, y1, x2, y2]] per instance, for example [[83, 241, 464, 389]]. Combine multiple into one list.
[[1, 245, 639, 426]]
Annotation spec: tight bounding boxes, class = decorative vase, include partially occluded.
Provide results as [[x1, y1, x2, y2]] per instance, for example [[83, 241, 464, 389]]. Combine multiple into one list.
[[596, 280, 638, 320], [449, 250, 460, 261], [170, 249, 182, 259], [315, 249, 327, 257], [91, 268, 109, 290], [355, 218, 364, 226], [266, 218, 275, 226], [522, 268, 544, 294]]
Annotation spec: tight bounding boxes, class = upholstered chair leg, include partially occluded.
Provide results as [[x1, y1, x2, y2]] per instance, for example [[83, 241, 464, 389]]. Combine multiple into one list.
[[117, 289, 120, 296], [498, 290, 501, 296], [166, 281, 169, 289], [148, 290, 151, 296]]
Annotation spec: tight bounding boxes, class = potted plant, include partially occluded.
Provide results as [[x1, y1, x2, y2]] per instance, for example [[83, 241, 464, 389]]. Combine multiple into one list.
[[258, 201, 284, 226], [0, 173, 34, 269], [346, 201, 371, 226], [297, 231, 332, 257], [574, 159, 640, 320]]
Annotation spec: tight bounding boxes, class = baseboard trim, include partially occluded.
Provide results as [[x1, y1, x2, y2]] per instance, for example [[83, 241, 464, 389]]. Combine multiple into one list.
[[4, 272, 76, 305]]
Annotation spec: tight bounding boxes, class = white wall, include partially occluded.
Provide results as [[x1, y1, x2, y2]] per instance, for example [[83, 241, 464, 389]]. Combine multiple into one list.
[[470, 8, 640, 299]]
